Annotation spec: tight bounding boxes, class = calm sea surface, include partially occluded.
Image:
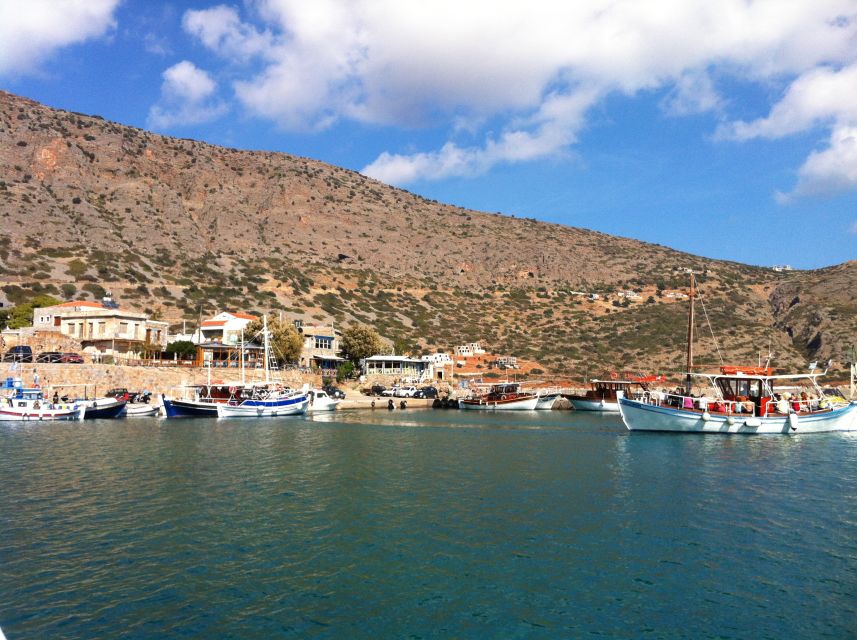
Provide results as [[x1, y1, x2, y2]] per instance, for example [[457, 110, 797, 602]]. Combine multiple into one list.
[[1, 410, 855, 639]]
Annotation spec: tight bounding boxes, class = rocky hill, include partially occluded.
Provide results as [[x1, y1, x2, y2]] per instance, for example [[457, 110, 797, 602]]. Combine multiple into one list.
[[1, 90, 854, 377]]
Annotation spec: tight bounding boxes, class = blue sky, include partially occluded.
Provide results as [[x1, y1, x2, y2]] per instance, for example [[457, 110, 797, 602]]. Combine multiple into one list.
[[2, 0, 856, 270]]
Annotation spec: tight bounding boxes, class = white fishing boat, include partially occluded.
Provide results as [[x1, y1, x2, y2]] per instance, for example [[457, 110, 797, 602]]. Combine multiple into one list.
[[126, 402, 161, 417], [0, 387, 85, 421], [459, 382, 539, 411], [535, 392, 561, 410], [617, 274, 857, 434], [306, 388, 341, 413], [216, 316, 309, 418], [569, 374, 661, 412]]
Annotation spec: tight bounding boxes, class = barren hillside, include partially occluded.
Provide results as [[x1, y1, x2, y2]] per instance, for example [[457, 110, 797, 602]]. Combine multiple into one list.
[[1, 90, 853, 377]]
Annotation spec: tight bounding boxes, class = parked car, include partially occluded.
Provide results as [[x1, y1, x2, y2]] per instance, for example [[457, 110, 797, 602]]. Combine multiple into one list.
[[413, 386, 439, 399], [2, 346, 33, 363], [394, 386, 419, 398], [323, 384, 346, 399], [107, 388, 130, 401], [60, 352, 84, 364], [369, 384, 386, 396], [36, 351, 64, 363]]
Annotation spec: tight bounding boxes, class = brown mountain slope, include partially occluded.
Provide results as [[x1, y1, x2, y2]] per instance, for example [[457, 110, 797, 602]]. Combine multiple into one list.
[[0, 90, 852, 376]]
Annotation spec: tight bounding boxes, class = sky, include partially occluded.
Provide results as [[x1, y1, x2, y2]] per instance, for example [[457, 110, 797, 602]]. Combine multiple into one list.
[[1, 0, 856, 270]]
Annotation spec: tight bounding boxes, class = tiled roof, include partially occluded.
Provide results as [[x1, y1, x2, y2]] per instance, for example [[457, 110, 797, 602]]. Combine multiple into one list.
[[231, 312, 258, 321], [202, 320, 227, 327]]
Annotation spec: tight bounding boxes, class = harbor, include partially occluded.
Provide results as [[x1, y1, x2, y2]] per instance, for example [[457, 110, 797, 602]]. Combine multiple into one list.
[[1, 410, 855, 638]]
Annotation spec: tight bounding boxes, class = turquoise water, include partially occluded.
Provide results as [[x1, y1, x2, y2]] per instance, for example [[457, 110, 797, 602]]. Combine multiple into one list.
[[1, 410, 855, 639]]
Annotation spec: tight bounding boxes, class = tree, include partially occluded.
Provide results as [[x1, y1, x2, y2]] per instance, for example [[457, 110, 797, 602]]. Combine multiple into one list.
[[244, 316, 303, 364], [392, 335, 417, 356], [341, 325, 384, 363], [165, 340, 197, 359], [336, 360, 355, 382], [7, 294, 61, 329]]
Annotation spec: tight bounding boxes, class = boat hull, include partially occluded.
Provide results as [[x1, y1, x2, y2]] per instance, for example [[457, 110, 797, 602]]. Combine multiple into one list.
[[216, 395, 309, 418], [535, 394, 560, 410], [570, 397, 619, 412], [82, 398, 127, 419], [161, 396, 219, 418], [618, 397, 857, 434], [126, 403, 161, 417], [0, 404, 85, 421], [459, 396, 539, 411]]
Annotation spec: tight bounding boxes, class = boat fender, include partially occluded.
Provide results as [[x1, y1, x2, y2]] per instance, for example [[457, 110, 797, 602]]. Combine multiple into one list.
[[33, 401, 40, 410], [702, 411, 711, 421], [726, 416, 735, 426], [788, 412, 799, 431], [501, 394, 507, 400]]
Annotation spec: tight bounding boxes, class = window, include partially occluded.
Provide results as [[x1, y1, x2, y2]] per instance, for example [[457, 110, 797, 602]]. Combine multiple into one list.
[[119, 322, 129, 335], [314, 337, 333, 350]]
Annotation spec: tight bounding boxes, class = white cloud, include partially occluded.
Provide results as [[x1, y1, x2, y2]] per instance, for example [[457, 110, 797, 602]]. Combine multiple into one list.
[[661, 71, 723, 117], [717, 64, 857, 141], [777, 126, 857, 202], [850, 221, 857, 235], [147, 61, 227, 129], [182, 5, 272, 61], [180, 0, 857, 188], [0, 0, 120, 76]]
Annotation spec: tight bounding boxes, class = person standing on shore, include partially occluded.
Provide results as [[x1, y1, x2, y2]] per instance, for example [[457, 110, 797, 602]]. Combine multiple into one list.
[[33, 370, 40, 388]]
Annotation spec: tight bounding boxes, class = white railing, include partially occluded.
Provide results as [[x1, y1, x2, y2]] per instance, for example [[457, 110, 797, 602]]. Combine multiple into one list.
[[639, 391, 837, 417]]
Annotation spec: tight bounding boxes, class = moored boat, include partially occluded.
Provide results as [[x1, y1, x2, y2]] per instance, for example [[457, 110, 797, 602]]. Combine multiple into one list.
[[459, 382, 539, 411], [617, 273, 857, 434], [126, 402, 161, 417], [618, 367, 857, 433], [306, 388, 341, 413], [80, 396, 127, 419], [0, 388, 85, 421], [568, 374, 661, 412]]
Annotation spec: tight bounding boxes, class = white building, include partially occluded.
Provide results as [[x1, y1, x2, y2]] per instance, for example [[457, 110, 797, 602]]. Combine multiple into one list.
[[453, 342, 486, 357], [200, 312, 259, 345]]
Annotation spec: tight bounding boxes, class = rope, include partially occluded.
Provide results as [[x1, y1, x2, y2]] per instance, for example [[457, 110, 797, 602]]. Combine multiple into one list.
[[698, 290, 725, 365]]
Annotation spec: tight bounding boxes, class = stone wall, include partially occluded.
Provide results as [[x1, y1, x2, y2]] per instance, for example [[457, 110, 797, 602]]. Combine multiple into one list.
[[0, 362, 320, 396]]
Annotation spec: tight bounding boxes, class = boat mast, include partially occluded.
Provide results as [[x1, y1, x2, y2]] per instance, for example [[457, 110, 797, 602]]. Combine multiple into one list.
[[240, 327, 245, 385], [685, 272, 696, 393], [263, 314, 270, 384]]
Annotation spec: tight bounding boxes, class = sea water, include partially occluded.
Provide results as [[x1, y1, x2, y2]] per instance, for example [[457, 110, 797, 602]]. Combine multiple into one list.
[[0, 410, 855, 638]]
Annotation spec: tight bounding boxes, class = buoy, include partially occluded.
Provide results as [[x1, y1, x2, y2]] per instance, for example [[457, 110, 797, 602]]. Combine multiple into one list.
[[702, 411, 711, 421]]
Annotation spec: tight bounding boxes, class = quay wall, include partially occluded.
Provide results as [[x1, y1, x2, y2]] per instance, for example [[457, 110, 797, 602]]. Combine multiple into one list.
[[0, 362, 318, 397]]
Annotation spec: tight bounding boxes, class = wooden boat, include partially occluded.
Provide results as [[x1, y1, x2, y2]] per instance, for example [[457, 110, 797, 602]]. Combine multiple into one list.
[[568, 374, 661, 412], [459, 382, 539, 411], [617, 273, 857, 434], [0, 388, 85, 421]]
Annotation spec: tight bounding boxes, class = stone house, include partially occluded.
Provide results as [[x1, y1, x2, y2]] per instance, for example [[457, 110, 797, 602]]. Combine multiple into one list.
[[32, 299, 168, 359], [297, 323, 344, 374]]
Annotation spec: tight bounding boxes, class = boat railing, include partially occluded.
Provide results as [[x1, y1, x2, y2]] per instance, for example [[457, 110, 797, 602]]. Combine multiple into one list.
[[641, 391, 834, 417]]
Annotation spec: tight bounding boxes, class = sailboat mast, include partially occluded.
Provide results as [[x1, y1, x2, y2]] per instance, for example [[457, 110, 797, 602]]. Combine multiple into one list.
[[685, 272, 696, 393], [240, 328, 245, 385], [263, 314, 270, 384]]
